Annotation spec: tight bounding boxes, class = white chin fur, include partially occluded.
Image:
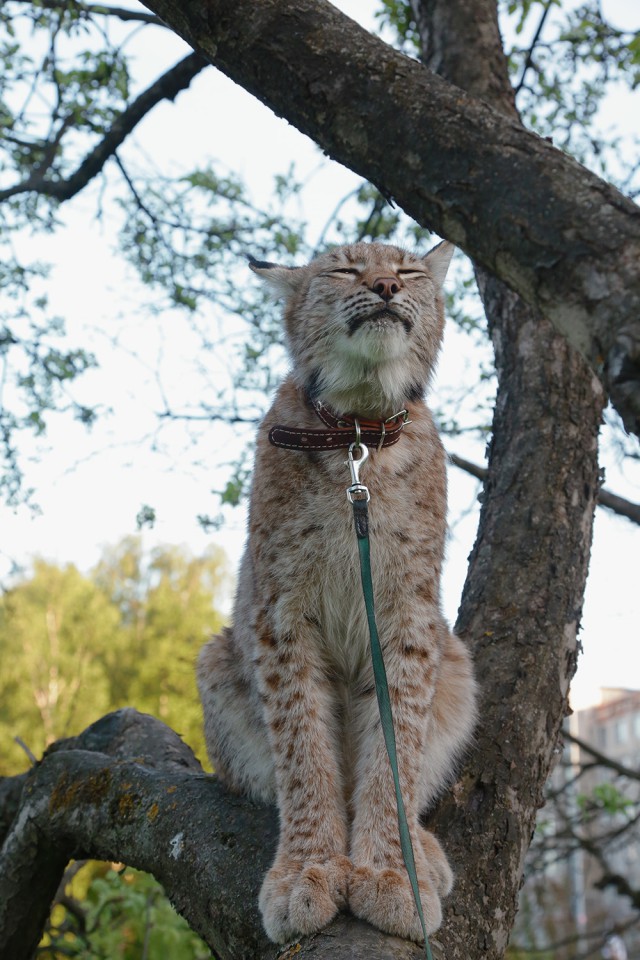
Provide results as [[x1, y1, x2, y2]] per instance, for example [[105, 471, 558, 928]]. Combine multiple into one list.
[[337, 322, 409, 363], [316, 351, 416, 414]]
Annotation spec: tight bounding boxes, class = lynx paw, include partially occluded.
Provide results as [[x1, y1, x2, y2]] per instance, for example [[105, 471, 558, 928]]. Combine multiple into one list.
[[259, 854, 352, 943], [348, 864, 442, 943]]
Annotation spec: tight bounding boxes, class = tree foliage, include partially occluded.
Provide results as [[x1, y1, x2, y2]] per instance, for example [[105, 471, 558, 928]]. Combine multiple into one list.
[[0, 559, 118, 765], [0, 538, 225, 956], [40, 863, 211, 959], [0, 537, 225, 775]]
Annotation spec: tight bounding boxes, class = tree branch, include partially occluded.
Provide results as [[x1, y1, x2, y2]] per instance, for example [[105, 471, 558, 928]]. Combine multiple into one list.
[[594, 487, 640, 524], [0, 710, 441, 960], [138, 0, 640, 436], [0, 52, 208, 204], [564, 731, 640, 781], [448, 451, 640, 525]]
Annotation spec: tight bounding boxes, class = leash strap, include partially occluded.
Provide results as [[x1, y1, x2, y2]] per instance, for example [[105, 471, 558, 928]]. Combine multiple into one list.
[[346, 445, 433, 960]]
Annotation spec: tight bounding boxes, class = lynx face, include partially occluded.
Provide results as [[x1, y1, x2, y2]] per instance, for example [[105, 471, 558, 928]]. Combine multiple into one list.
[[250, 241, 453, 417]]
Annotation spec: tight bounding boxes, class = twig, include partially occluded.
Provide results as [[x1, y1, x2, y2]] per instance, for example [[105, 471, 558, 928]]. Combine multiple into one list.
[[13, 737, 37, 767], [10, 0, 163, 25], [514, 0, 555, 96]]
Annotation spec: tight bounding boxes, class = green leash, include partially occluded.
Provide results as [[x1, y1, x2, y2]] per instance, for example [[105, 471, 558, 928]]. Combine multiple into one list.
[[345, 441, 433, 960]]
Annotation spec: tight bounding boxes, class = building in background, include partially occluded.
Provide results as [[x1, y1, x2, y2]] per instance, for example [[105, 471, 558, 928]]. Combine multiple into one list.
[[512, 689, 640, 959]]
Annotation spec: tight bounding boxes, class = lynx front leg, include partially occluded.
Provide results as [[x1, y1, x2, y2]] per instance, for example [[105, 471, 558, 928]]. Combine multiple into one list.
[[256, 619, 352, 943], [348, 640, 449, 943]]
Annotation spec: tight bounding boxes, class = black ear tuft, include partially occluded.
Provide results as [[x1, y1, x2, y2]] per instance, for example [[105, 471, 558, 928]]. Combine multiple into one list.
[[247, 254, 280, 270], [247, 256, 304, 294]]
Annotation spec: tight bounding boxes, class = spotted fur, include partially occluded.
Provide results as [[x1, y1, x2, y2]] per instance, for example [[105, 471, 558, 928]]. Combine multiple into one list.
[[197, 241, 477, 944]]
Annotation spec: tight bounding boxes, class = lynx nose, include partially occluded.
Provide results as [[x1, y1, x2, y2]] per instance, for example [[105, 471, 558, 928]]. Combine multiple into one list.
[[372, 277, 401, 302]]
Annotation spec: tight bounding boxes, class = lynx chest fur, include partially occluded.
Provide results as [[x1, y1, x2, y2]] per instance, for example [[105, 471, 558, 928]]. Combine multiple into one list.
[[197, 241, 477, 946], [250, 389, 446, 684]]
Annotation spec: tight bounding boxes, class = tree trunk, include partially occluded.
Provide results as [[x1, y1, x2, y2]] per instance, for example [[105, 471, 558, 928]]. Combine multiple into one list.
[[139, 0, 640, 434], [433, 289, 603, 957], [412, 1, 605, 954]]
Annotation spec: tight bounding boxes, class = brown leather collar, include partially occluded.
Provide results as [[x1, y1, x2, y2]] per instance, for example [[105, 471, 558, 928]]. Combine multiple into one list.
[[268, 400, 410, 452]]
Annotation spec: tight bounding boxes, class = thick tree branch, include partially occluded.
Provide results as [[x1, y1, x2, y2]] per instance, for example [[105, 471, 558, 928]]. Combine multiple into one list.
[[0, 772, 29, 845], [0, 710, 440, 960], [0, 52, 208, 203], [448, 451, 640, 525], [139, 0, 640, 436]]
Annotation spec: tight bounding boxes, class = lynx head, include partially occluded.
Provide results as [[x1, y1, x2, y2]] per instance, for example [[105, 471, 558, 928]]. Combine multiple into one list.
[[250, 240, 454, 418]]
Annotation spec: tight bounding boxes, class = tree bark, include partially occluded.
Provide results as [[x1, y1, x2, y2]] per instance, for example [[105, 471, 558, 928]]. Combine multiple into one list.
[[139, 0, 640, 435], [433, 287, 603, 958], [448, 453, 640, 525]]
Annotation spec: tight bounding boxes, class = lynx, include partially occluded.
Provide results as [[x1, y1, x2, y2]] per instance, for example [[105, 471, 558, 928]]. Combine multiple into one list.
[[197, 240, 477, 945]]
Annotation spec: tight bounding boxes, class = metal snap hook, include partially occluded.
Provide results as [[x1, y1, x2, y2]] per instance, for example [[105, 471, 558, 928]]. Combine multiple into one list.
[[345, 441, 370, 503]]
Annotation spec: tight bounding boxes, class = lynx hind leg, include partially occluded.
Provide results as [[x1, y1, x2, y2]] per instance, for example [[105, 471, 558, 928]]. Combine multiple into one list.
[[196, 629, 276, 801], [418, 826, 453, 898], [410, 630, 476, 918], [420, 631, 477, 811]]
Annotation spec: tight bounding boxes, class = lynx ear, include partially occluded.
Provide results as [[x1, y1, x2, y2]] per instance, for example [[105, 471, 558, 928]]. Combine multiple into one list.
[[423, 240, 455, 288], [248, 255, 305, 297]]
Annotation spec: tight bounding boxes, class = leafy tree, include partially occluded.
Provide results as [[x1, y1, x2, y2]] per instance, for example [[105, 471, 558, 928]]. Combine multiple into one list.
[[0, 539, 225, 775], [0, 540, 225, 955], [0, 2, 639, 959], [93, 536, 226, 757], [0, 559, 118, 772], [40, 864, 211, 959]]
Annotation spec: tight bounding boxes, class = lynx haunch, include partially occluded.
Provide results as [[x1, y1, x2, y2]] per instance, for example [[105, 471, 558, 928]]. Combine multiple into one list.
[[197, 241, 477, 944]]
